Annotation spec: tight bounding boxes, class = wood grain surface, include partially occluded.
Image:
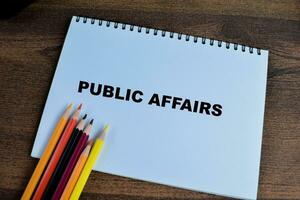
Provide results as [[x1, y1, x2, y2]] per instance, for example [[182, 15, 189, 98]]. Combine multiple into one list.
[[0, 0, 299, 199]]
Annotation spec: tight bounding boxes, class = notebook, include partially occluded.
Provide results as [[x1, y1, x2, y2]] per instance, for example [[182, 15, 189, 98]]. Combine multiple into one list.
[[32, 16, 269, 200]]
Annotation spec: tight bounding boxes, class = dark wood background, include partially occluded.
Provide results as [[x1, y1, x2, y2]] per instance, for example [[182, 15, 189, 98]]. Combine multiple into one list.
[[0, 0, 299, 199]]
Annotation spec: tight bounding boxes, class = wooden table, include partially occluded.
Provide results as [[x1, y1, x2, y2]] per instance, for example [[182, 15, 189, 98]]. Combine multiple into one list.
[[1, 1, 299, 199]]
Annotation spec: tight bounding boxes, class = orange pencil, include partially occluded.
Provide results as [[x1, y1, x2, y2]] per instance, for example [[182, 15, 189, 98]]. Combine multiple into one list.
[[31, 104, 82, 200], [60, 141, 93, 200], [21, 104, 73, 200]]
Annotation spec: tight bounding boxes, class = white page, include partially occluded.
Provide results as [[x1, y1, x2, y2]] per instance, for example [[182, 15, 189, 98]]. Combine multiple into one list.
[[32, 16, 268, 200]]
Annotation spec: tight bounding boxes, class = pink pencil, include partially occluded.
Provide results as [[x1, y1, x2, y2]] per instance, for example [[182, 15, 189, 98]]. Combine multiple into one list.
[[52, 119, 93, 200]]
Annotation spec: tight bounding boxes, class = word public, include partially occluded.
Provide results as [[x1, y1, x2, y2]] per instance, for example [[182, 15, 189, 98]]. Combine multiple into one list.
[[78, 81, 223, 117]]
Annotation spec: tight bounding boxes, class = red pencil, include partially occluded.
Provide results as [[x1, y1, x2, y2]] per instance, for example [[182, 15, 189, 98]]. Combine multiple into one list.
[[52, 119, 93, 200], [31, 104, 82, 200]]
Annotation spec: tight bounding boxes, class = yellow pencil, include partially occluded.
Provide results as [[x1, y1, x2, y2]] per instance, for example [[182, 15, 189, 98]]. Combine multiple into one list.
[[21, 103, 73, 200], [70, 125, 109, 200], [60, 141, 93, 200]]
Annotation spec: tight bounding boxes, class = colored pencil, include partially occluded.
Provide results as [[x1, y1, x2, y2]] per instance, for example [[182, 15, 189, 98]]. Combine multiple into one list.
[[32, 104, 81, 200], [52, 119, 94, 200], [70, 125, 109, 200], [21, 104, 73, 200], [60, 142, 93, 200], [42, 114, 87, 200]]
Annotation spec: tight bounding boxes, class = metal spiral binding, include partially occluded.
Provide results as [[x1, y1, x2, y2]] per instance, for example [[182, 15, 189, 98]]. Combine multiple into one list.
[[75, 16, 261, 55]]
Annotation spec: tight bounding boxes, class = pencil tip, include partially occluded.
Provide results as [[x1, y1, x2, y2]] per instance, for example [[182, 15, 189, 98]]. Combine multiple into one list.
[[104, 124, 109, 132], [90, 119, 94, 125], [77, 103, 82, 110], [99, 124, 109, 140], [67, 103, 73, 109], [83, 114, 87, 119], [87, 140, 94, 146]]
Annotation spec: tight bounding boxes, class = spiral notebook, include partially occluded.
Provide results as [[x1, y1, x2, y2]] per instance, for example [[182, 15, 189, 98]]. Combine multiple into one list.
[[32, 16, 268, 199]]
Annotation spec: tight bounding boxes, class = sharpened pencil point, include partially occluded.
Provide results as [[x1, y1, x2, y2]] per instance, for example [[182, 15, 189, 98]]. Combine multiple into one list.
[[87, 140, 94, 146], [67, 103, 73, 110], [90, 119, 94, 125], [103, 124, 109, 132], [83, 114, 87, 119], [64, 103, 73, 118], [99, 124, 109, 140], [77, 103, 82, 110]]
